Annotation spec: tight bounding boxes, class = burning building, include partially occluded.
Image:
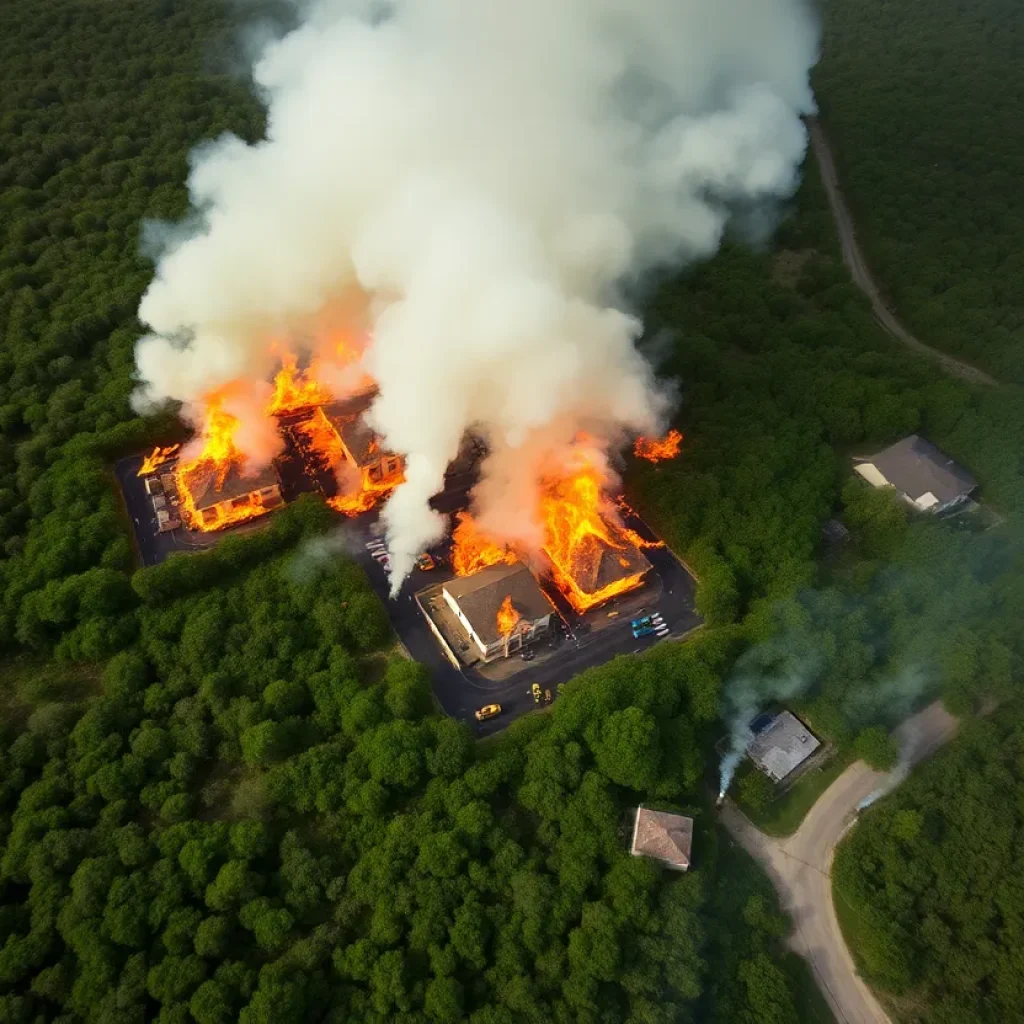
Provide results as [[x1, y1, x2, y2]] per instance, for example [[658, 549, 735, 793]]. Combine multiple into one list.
[[166, 397, 285, 532], [539, 457, 652, 612], [179, 462, 283, 531], [441, 562, 553, 661], [297, 398, 404, 515]]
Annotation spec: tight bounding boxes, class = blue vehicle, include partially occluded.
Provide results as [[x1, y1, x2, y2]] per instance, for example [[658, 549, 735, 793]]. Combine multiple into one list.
[[632, 611, 667, 640]]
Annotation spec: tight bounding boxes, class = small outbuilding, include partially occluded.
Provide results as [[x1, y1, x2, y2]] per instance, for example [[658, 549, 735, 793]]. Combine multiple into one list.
[[854, 435, 976, 514], [630, 806, 693, 872], [747, 711, 820, 783]]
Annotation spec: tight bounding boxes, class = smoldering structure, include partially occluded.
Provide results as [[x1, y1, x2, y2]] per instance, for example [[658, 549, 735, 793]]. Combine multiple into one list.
[[132, 0, 820, 586]]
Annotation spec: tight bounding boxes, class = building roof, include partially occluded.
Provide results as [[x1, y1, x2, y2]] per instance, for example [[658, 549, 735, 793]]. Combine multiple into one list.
[[320, 394, 392, 468], [186, 462, 280, 511], [443, 562, 553, 647], [747, 711, 820, 783], [861, 435, 976, 505], [557, 529, 652, 598], [630, 807, 693, 870]]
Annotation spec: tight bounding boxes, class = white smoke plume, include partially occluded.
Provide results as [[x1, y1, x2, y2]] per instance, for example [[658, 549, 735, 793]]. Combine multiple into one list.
[[133, 0, 819, 589]]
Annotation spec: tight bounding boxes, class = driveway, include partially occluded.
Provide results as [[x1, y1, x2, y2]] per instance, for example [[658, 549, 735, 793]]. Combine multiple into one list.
[[721, 701, 959, 1024], [808, 117, 997, 388]]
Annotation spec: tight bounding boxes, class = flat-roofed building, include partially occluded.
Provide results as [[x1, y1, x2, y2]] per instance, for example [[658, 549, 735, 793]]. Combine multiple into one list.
[[747, 711, 820, 783]]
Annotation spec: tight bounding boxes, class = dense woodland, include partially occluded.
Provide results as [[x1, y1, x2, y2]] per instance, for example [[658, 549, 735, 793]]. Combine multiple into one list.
[[834, 705, 1024, 1024], [0, 0, 1022, 1020], [814, 0, 1024, 382]]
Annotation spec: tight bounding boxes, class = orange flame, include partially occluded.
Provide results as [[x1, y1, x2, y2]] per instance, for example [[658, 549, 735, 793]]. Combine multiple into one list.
[[634, 429, 682, 463], [268, 353, 333, 416], [292, 406, 403, 518], [294, 406, 346, 470], [496, 594, 521, 637], [451, 512, 517, 577], [540, 454, 648, 612], [137, 445, 180, 477], [175, 396, 276, 532], [327, 470, 403, 517]]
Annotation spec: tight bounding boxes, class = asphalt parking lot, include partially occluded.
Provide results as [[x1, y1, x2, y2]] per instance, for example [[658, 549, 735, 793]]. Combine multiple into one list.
[[349, 512, 703, 735], [116, 448, 702, 734]]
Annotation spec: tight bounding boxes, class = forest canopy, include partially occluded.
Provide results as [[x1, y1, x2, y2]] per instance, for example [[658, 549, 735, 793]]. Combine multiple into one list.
[[834, 706, 1024, 1023], [1, 0, 1023, 1021], [814, 0, 1024, 382]]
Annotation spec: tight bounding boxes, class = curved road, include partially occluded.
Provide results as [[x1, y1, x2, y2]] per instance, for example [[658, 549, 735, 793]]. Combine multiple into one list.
[[808, 117, 997, 387], [722, 701, 959, 1024]]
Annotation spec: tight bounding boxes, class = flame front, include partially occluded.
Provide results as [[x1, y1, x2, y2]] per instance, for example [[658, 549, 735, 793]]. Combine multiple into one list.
[[451, 511, 517, 577], [175, 396, 274, 532], [137, 445, 180, 477], [634, 429, 682, 463], [268, 353, 333, 416], [293, 407, 403, 518], [496, 594, 521, 637], [540, 455, 647, 612], [327, 471, 403, 517]]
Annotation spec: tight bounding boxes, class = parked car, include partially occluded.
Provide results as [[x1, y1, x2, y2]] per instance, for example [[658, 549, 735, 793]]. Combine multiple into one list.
[[474, 704, 502, 722]]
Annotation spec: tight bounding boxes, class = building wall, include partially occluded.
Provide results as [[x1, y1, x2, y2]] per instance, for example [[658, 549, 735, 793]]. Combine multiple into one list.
[[441, 586, 550, 661]]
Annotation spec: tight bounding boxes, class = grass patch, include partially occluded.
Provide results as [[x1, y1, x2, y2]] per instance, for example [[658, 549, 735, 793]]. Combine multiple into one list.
[[831, 865, 876, 982], [703, 826, 837, 1023], [0, 657, 103, 725], [735, 748, 855, 836], [832, 841, 909, 1022], [782, 951, 838, 1024]]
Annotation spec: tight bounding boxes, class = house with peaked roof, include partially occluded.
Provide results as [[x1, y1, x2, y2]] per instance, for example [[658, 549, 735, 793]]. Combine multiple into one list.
[[442, 562, 553, 661], [853, 435, 976, 515], [629, 807, 693, 871], [185, 463, 283, 530]]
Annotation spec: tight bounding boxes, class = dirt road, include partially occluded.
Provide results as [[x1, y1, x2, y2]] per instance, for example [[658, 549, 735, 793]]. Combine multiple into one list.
[[722, 701, 959, 1024], [807, 117, 997, 388]]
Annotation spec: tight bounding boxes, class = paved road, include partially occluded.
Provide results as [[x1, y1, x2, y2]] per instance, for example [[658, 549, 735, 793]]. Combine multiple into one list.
[[722, 701, 959, 1024], [807, 117, 997, 388]]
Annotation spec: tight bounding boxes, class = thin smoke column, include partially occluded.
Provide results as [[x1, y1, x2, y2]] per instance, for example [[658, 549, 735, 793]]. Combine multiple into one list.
[[717, 643, 823, 797], [132, 0, 820, 589]]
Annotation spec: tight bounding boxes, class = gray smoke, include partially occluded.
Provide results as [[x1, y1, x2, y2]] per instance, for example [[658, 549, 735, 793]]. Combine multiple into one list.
[[132, 0, 819, 590], [717, 619, 823, 796]]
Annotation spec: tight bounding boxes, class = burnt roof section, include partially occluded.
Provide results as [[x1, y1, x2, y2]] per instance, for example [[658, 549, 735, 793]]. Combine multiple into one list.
[[863, 435, 976, 504], [322, 395, 391, 467], [631, 808, 693, 870], [444, 563, 553, 646], [186, 462, 280, 510], [568, 529, 651, 595]]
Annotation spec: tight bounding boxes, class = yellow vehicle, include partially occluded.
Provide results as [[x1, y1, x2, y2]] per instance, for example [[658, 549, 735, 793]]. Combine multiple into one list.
[[530, 683, 542, 704], [416, 553, 436, 571], [474, 703, 502, 722]]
